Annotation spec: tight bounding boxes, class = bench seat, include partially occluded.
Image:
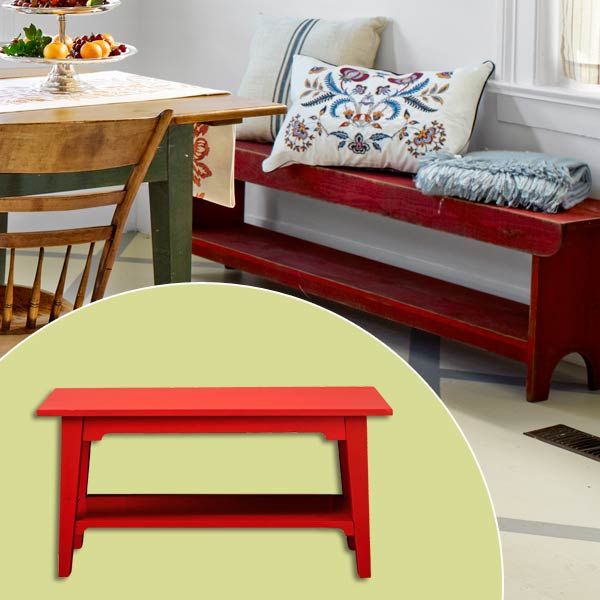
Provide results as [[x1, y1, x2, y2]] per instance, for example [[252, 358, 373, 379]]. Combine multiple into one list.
[[38, 386, 391, 417], [234, 142, 600, 257]]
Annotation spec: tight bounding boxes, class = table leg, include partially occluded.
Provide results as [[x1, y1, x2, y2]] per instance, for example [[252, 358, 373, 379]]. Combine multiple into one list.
[[0, 212, 7, 285], [74, 441, 91, 550], [58, 418, 84, 578], [345, 417, 371, 579], [149, 123, 194, 285]]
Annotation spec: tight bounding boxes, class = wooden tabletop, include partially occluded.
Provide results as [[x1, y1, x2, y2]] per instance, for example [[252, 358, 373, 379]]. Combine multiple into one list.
[[0, 68, 286, 125], [37, 387, 393, 417]]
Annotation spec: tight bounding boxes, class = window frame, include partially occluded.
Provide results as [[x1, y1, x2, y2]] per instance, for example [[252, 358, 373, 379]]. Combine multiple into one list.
[[491, 0, 600, 139]]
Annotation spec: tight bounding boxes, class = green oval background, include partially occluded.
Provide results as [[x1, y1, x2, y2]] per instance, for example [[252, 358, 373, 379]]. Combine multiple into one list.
[[0, 284, 501, 599]]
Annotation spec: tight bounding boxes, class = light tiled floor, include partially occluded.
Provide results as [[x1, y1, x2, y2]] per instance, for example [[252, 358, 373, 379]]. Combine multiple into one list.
[[2, 232, 600, 598]]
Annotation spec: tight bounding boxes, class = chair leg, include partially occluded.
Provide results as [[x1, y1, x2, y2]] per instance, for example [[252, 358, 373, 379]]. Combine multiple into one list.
[[74, 441, 91, 551], [344, 417, 371, 578], [58, 418, 84, 578]]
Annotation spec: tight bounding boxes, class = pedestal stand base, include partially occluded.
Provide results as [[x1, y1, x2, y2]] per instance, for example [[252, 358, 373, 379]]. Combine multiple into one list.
[[39, 63, 92, 95]]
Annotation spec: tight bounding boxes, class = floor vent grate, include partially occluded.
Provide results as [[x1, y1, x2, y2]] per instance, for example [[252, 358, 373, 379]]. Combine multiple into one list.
[[525, 424, 600, 462]]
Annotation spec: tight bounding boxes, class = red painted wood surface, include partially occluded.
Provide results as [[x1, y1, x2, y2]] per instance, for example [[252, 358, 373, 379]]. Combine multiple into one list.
[[235, 141, 600, 257], [190, 144, 600, 402], [39, 388, 390, 578], [58, 418, 84, 578], [38, 386, 392, 417], [82, 416, 348, 442], [77, 495, 353, 531], [526, 228, 600, 401], [192, 224, 530, 361]]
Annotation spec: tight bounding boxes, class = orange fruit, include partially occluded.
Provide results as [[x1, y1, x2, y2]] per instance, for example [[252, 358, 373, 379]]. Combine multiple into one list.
[[53, 34, 74, 51], [101, 33, 116, 48], [43, 42, 69, 60], [80, 41, 103, 59], [95, 39, 111, 58]]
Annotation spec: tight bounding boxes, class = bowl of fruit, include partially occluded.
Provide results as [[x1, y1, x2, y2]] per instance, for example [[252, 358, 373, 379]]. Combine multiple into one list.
[[0, 24, 135, 62], [0, 24, 136, 93], [3, 0, 120, 15], [1, 0, 133, 93]]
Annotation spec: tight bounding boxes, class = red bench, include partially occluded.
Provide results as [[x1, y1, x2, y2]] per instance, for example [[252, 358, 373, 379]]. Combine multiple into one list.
[[192, 141, 600, 402], [37, 386, 393, 578]]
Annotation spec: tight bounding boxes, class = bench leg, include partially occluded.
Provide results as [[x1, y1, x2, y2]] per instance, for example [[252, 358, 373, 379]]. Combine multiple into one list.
[[192, 179, 246, 271], [527, 229, 600, 402], [583, 352, 600, 391], [58, 418, 84, 578], [344, 417, 371, 578], [338, 439, 356, 552], [74, 441, 91, 550]]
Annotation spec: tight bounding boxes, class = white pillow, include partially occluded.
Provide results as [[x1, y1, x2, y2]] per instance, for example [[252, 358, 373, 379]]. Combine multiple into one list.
[[263, 56, 495, 174], [237, 16, 387, 142]]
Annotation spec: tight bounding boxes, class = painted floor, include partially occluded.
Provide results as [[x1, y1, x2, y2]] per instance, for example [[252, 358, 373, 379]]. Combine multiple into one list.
[[2, 232, 599, 598]]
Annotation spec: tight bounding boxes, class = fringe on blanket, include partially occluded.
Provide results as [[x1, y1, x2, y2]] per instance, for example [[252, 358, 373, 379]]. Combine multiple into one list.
[[414, 151, 592, 213]]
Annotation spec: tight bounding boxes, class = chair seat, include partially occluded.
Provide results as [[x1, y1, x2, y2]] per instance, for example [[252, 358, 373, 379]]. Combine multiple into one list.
[[0, 284, 73, 335]]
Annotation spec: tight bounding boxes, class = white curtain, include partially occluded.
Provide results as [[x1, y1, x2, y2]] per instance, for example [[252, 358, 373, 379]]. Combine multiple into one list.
[[561, 0, 600, 84]]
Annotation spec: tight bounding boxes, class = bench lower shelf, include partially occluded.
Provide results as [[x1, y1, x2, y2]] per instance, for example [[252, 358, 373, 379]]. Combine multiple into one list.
[[77, 494, 353, 532], [192, 224, 530, 362]]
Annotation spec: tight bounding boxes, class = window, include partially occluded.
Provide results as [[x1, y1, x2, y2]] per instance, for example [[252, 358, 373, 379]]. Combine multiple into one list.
[[495, 0, 600, 92], [491, 0, 600, 139], [561, 0, 600, 86]]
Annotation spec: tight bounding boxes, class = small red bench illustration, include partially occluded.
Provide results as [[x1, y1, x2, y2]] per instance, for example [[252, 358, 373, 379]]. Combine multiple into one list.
[[37, 387, 393, 578]]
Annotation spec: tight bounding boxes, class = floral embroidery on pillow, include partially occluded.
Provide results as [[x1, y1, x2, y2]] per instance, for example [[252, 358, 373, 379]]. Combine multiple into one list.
[[284, 65, 454, 158], [284, 116, 316, 152]]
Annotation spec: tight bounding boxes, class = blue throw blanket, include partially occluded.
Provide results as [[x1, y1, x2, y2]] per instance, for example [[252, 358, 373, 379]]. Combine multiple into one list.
[[414, 151, 592, 213]]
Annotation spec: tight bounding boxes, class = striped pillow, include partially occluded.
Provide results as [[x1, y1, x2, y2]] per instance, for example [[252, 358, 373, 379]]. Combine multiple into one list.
[[237, 15, 387, 142]]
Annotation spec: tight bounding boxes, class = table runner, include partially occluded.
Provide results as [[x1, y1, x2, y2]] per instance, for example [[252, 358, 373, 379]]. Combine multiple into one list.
[[0, 71, 236, 207]]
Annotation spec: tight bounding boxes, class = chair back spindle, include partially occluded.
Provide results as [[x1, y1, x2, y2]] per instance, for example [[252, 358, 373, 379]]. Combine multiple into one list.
[[74, 243, 96, 311], [27, 247, 44, 330], [1, 248, 15, 332], [50, 245, 72, 323]]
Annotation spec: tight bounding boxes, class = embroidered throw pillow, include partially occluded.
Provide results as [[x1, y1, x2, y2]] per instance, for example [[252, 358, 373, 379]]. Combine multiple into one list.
[[237, 15, 387, 142], [263, 56, 495, 174]]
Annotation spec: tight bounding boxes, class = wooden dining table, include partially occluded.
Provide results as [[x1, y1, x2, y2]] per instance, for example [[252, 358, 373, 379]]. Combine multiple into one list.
[[0, 68, 286, 285]]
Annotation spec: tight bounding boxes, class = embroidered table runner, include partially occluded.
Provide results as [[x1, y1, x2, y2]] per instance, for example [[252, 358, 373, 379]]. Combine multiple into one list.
[[0, 71, 235, 207]]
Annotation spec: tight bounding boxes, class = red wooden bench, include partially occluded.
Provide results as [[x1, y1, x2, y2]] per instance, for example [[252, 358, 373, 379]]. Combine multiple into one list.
[[192, 141, 600, 403], [37, 386, 393, 578]]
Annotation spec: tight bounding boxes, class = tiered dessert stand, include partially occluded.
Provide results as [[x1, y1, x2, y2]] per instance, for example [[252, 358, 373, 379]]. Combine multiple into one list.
[[0, 0, 137, 93]]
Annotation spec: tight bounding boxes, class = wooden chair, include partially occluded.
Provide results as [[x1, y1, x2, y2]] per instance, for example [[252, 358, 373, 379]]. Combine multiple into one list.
[[0, 110, 173, 337]]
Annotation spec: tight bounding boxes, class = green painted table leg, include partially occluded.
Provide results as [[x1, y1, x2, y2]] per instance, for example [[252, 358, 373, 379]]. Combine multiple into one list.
[[0, 212, 7, 285], [149, 123, 194, 285]]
